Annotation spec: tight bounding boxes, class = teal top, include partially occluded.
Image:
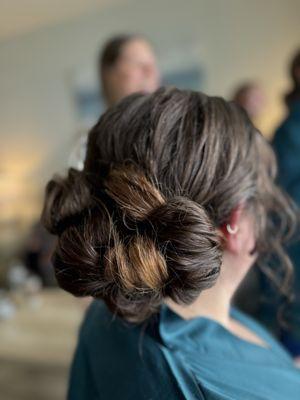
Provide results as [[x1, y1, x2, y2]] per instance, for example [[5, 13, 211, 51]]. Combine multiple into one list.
[[68, 300, 300, 399]]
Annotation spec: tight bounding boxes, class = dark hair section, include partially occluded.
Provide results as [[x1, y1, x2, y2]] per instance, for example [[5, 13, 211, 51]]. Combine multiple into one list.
[[285, 48, 300, 106], [41, 87, 297, 323], [100, 34, 140, 69]]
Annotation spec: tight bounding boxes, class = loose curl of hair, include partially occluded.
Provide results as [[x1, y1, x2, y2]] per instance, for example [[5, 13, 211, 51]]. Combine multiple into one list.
[[41, 87, 297, 323]]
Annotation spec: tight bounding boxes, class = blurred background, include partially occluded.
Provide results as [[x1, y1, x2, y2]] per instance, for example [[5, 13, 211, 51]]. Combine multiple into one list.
[[0, 0, 300, 399]]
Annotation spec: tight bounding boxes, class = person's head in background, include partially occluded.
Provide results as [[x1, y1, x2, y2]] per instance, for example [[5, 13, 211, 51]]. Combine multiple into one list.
[[99, 34, 160, 107], [232, 82, 266, 121], [42, 88, 295, 323], [285, 49, 300, 108]]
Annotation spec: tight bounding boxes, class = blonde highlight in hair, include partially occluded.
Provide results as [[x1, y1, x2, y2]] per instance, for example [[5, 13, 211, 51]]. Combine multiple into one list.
[[104, 234, 168, 293], [104, 166, 165, 220]]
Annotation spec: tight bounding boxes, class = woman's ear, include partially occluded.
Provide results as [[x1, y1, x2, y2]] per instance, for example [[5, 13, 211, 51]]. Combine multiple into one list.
[[220, 205, 244, 254]]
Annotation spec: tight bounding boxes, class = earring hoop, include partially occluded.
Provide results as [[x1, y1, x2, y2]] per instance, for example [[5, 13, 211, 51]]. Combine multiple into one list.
[[226, 224, 238, 235]]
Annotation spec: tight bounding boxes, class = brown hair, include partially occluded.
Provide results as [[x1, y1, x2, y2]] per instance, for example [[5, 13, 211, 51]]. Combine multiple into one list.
[[41, 87, 297, 323]]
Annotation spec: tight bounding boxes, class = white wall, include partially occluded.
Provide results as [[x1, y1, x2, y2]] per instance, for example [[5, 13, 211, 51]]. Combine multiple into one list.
[[0, 0, 299, 234]]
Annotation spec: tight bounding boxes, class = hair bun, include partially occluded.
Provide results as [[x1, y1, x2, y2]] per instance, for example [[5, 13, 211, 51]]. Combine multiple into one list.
[[148, 197, 222, 304], [41, 168, 91, 235], [42, 164, 222, 323], [104, 167, 222, 307], [101, 194, 222, 322]]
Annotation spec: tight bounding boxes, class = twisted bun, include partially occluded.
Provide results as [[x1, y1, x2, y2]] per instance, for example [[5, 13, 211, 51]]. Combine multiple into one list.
[[105, 166, 222, 302], [41, 164, 222, 322]]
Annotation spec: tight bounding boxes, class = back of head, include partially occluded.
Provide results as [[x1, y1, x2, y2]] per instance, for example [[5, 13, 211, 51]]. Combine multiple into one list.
[[42, 87, 295, 323]]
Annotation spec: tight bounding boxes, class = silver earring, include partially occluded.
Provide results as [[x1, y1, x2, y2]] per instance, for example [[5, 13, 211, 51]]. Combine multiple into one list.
[[226, 224, 238, 235]]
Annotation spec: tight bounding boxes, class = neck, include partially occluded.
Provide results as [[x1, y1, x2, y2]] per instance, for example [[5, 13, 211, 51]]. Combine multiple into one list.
[[166, 276, 231, 327], [166, 257, 246, 328]]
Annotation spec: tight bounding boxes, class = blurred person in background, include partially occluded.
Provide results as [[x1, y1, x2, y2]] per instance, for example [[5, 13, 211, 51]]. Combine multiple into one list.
[[271, 48, 300, 358], [232, 82, 266, 122], [99, 33, 160, 107], [69, 33, 160, 169], [42, 88, 300, 400]]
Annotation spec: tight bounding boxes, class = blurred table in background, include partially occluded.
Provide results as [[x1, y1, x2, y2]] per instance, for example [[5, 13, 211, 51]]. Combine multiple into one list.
[[0, 289, 84, 400]]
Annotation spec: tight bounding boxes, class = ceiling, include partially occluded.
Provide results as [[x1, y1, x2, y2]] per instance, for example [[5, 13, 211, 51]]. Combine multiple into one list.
[[0, 0, 114, 40]]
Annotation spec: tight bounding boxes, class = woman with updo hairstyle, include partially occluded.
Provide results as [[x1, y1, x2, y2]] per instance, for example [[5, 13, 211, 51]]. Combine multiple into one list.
[[42, 88, 300, 399]]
